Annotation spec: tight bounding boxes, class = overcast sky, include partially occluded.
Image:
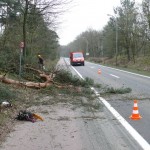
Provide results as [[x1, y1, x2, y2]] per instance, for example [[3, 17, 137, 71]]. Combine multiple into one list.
[[58, 0, 141, 45]]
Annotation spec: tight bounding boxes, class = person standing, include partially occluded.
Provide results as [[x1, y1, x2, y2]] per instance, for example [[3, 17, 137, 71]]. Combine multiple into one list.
[[37, 54, 45, 70]]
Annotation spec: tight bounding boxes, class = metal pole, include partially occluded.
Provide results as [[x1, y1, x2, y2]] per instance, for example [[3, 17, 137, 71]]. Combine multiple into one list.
[[19, 48, 23, 77], [115, 18, 118, 66], [85, 39, 88, 54]]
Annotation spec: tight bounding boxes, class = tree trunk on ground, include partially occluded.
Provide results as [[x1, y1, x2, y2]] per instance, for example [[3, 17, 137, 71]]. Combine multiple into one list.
[[0, 67, 66, 89]]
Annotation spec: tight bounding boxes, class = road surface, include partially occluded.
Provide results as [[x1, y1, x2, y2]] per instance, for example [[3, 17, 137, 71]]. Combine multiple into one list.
[[63, 57, 150, 150], [1, 58, 149, 150]]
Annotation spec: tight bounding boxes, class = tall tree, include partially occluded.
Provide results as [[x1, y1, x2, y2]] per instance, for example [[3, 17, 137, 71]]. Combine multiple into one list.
[[116, 0, 137, 61], [0, 0, 70, 72]]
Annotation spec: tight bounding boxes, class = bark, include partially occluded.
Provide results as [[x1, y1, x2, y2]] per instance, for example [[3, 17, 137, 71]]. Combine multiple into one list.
[[0, 67, 62, 89]]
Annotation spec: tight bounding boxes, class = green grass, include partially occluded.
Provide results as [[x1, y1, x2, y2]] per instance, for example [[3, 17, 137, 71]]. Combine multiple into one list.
[[105, 65, 150, 77], [101, 86, 132, 95], [88, 56, 150, 77], [106, 87, 132, 94], [0, 84, 17, 103]]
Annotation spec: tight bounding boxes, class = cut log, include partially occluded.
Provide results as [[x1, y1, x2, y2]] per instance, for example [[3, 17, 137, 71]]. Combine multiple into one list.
[[0, 67, 67, 89]]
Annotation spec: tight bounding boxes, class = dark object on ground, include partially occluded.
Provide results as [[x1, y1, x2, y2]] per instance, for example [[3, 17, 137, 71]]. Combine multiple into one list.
[[16, 110, 44, 123], [16, 110, 36, 123]]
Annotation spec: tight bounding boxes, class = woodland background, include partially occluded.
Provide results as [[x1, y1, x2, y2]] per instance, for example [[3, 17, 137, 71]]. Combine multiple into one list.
[[60, 0, 150, 72], [0, 0, 150, 74]]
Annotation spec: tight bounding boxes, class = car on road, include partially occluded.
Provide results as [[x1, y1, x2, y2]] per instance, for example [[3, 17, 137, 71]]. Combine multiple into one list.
[[70, 52, 85, 66]]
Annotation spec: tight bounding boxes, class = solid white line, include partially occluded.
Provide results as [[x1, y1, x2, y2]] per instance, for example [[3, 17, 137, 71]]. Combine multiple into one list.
[[99, 97, 150, 150], [110, 74, 120, 78], [65, 59, 84, 79], [66, 59, 150, 150], [86, 61, 150, 79], [90, 66, 95, 68], [71, 66, 84, 79]]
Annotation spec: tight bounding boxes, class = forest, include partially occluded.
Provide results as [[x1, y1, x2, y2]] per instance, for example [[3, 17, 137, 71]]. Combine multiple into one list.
[[0, 0, 72, 74], [60, 0, 150, 71], [0, 0, 150, 74]]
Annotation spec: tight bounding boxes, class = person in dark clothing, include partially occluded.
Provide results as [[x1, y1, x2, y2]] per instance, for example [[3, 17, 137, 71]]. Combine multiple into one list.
[[37, 54, 45, 70]]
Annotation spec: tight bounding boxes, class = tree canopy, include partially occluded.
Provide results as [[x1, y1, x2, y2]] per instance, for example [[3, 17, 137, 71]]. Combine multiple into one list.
[[60, 0, 150, 67], [0, 0, 70, 73]]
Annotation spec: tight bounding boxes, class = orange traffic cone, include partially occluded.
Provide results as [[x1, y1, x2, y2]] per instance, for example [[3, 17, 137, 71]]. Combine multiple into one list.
[[98, 69, 101, 74], [129, 100, 142, 120]]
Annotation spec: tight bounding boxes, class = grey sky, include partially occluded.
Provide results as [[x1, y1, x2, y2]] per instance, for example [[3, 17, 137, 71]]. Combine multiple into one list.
[[58, 0, 142, 45]]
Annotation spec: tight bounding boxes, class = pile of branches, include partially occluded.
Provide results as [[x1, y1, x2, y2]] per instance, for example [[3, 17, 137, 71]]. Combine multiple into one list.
[[0, 67, 69, 89]]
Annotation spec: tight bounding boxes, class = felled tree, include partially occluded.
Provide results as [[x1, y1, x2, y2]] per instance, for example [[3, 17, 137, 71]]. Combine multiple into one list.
[[0, 67, 67, 89]]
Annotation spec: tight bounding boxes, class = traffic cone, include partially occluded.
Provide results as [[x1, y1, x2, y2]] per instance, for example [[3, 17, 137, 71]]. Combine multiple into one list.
[[98, 68, 101, 74], [129, 100, 142, 120]]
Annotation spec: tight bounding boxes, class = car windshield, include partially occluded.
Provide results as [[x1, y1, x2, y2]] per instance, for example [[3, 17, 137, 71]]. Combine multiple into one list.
[[73, 53, 83, 58]]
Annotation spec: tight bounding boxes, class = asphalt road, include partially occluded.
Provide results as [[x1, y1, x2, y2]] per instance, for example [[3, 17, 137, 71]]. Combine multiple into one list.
[[63, 58, 150, 150], [1, 58, 150, 150]]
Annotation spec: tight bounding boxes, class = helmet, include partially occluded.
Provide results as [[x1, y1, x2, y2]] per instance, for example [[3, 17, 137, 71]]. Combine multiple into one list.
[[38, 55, 41, 57]]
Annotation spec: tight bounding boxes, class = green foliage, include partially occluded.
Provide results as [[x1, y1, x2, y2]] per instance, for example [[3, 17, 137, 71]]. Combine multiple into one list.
[[94, 83, 102, 88], [0, 84, 17, 103], [54, 69, 94, 87], [0, 0, 61, 73], [60, 0, 150, 69], [88, 57, 103, 64], [84, 77, 94, 86], [0, 50, 20, 73], [104, 87, 132, 94]]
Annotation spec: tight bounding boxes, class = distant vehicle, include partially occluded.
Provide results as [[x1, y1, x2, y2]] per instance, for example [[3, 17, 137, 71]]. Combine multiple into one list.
[[70, 52, 85, 66]]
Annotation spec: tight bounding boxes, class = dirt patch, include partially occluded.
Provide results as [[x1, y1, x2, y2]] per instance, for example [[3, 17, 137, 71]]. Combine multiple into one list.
[[0, 87, 102, 149], [0, 95, 103, 150]]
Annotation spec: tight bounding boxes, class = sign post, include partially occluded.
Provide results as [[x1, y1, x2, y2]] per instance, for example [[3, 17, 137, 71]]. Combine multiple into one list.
[[19, 42, 24, 77]]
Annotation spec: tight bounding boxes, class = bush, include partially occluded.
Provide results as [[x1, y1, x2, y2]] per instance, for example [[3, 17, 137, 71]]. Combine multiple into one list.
[[105, 87, 132, 94], [0, 84, 17, 103], [54, 69, 94, 87]]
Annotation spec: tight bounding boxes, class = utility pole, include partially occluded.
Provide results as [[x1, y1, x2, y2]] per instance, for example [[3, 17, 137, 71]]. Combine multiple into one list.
[[115, 17, 118, 66]]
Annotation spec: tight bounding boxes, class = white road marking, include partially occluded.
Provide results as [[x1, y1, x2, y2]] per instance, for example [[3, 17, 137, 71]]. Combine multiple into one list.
[[98, 97, 150, 150], [86, 61, 150, 79], [90, 66, 95, 69], [65, 59, 150, 150], [110, 74, 120, 78], [72, 66, 84, 79]]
